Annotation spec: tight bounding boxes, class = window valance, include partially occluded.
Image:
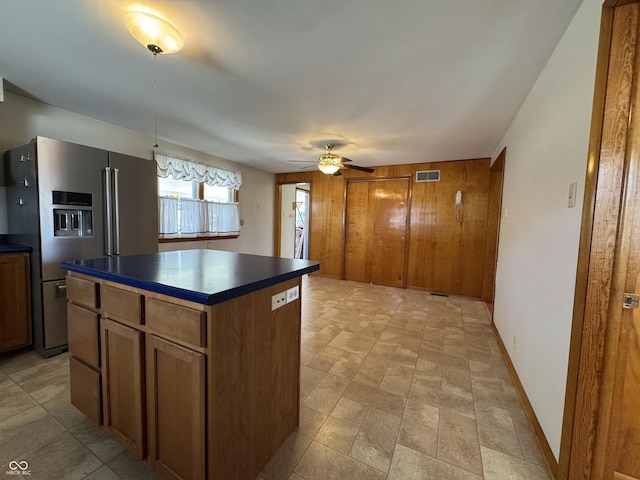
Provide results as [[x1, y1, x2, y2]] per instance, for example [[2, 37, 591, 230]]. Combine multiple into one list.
[[154, 152, 242, 189]]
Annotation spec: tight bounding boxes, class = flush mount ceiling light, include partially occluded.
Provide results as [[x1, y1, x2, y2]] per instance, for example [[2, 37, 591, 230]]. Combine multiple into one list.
[[124, 11, 184, 54], [317, 144, 342, 174], [125, 10, 183, 148]]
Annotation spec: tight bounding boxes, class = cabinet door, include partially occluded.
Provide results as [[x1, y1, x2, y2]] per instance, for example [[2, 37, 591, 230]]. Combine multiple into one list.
[[0, 253, 31, 352], [101, 318, 145, 459], [147, 334, 205, 480]]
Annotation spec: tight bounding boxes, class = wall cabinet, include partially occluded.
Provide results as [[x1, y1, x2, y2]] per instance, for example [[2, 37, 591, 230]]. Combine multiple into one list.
[[0, 252, 31, 353]]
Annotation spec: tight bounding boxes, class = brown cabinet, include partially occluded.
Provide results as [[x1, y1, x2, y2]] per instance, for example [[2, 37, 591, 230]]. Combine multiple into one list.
[[0, 252, 31, 353], [101, 317, 146, 459], [147, 334, 205, 480], [66, 272, 303, 480]]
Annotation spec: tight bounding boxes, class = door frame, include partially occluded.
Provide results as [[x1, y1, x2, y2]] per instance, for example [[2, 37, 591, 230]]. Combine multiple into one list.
[[341, 176, 412, 287], [274, 180, 312, 257], [560, 1, 640, 478], [481, 147, 506, 315]]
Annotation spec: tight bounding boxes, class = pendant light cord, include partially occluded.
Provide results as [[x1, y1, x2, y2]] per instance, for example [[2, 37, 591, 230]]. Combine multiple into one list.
[[153, 52, 159, 148]]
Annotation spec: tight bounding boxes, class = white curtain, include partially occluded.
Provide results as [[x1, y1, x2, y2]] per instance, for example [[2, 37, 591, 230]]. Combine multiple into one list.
[[158, 197, 179, 238], [180, 198, 201, 237], [155, 152, 242, 189], [158, 197, 240, 239]]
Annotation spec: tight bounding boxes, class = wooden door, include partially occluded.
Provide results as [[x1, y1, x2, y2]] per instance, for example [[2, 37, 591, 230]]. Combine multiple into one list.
[[481, 149, 505, 315], [344, 179, 409, 287], [565, 2, 640, 479], [147, 334, 205, 480], [0, 253, 31, 352], [101, 318, 146, 459]]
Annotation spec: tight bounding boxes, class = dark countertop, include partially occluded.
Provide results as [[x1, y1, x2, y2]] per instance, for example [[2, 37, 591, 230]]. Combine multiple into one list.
[[61, 249, 320, 305], [0, 243, 32, 253]]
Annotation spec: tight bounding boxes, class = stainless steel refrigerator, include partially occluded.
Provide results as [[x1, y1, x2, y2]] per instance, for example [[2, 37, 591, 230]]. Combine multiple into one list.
[[4, 136, 158, 357]]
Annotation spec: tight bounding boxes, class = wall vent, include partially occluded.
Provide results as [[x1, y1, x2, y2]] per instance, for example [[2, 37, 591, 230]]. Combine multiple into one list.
[[415, 170, 440, 182]]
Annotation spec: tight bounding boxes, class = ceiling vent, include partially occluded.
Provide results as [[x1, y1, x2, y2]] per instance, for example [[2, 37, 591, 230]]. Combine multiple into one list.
[[415, 170, 440, 182]]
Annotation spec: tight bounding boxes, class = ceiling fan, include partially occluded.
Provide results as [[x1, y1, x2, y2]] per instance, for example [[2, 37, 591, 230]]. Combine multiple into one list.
[[290, 144, 375, 176]]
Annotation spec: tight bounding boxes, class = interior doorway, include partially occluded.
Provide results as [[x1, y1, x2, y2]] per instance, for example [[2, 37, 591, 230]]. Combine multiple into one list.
[[343, 178, 409, 287], [481, 148, 506, 316], [279, 183, 309, 259]]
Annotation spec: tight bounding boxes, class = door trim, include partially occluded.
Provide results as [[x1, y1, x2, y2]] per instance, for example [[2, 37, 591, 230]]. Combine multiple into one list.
[[560, 2, 635, 478]]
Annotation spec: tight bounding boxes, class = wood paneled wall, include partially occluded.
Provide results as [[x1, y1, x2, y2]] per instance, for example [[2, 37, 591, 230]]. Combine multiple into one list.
[[276, 158, 490, 297]]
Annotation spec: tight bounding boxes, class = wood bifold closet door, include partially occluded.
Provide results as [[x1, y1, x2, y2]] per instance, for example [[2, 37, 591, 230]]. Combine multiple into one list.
[[344, 178, 409, 288]]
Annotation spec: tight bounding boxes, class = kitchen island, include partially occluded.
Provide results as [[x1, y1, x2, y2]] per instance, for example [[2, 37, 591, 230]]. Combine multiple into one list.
[[61, 249, 319, 480]]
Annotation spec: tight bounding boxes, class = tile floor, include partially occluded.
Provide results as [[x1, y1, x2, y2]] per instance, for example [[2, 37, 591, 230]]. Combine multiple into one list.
[[0, 275, 550, 480]]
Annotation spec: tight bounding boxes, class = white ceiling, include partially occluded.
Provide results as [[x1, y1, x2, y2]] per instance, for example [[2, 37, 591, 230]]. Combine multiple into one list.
[[0, 0, 583, 173]]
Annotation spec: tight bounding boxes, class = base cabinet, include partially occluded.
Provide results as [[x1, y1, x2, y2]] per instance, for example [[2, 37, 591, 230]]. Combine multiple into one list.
[[147, 335, 205, 480], [101, 318, 146, 459], [66, 273, 302, 480], [0, 252, 31, 353]]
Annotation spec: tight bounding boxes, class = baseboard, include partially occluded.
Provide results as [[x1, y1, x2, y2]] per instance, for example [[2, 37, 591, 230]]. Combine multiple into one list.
[[491, 323, 559, 479]]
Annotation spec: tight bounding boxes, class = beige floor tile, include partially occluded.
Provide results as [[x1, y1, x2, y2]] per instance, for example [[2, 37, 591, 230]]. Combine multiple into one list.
[[258, 431, 313, 480], [0, 350, 50, 376], [83, 465, 122, 480], [380, 363, 414, 398], [315, 416, 360, 454], [388, 444, 482, 480], [303, 374, 350, 415], [328, 350, 366, 379], [295, 441, 386, 480], [481, 446, 550, 480], [437, 409, 482, 475], [409, 383, 475, 418], [69, 419, 125, 463], [353, 356, 389, 387], [475, 403, 515, 432], [21, 431, 102, 480], [398, 419, 438, 457], [0, 405, 65, 464], [328, 331, 377, 356], [342, 380, 406, 417], [330, 397, 368, 427], [306, 346, 344, 372], [297, 405, 328, 439], [350, 408, 402, 472], [478, 421, 525, 460], [403, 398, 440, 430], [106, 451, 161, 480], [0, 381, 38, 422]]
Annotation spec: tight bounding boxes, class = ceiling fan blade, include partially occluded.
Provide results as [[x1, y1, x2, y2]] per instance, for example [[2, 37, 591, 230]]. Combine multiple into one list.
[[333, 170, 343, 176], [339, 157, 353, 163], [343, 164, 375, 173]]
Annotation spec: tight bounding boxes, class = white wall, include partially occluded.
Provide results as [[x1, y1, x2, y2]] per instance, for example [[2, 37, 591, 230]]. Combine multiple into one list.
[[0, 92, 274, 256], [491, 0, 600, 460]]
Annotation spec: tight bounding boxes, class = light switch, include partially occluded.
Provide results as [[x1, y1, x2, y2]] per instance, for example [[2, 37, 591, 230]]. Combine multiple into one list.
[[568, 182, 577, 208]]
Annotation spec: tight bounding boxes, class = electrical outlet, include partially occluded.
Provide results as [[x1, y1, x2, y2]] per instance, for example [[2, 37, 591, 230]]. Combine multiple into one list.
[[286, 286, 299, 303], [271, 292, 287, 311]]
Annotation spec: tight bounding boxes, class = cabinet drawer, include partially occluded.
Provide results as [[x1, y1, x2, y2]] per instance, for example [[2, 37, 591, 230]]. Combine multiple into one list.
[[67, 275, 98, 309], [68, 303, 100, 370], [70, 356, 102, 425], [146, 298, 206, 347], [101, 285, 142, 325]]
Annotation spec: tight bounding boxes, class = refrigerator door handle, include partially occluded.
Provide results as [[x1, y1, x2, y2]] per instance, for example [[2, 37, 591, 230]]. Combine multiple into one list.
[[104, 167, 113, 256], [113, 167, 121, 255]]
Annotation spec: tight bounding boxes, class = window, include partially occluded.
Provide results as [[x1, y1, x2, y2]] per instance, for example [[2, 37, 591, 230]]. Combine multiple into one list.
[[155, 152, 242, 240]]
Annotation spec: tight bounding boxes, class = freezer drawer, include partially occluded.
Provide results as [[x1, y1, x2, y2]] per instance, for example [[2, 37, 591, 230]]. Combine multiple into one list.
[[41, 280, 69, 350]]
